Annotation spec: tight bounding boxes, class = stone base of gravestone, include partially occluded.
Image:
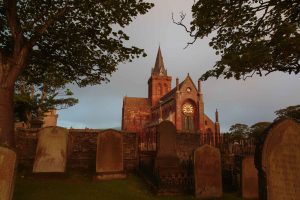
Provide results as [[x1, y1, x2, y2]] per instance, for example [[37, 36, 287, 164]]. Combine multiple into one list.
[[0, 147, 17, 200], [154, 156, 180, 176], [255, 119, 300, 200], [242, 156, 258, 199], [194, 144, 222, 199], [33, 126, 68, 173], [95, 130, 126, 180]]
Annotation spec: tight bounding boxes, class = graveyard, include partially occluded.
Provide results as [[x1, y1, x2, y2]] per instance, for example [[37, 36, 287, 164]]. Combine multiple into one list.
[[1, 1, 300, 200], [0, 118, 299, 200]]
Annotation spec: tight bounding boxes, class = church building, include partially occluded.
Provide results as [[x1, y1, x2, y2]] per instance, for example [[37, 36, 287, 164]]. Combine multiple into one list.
[[122, 47, 220, 149]]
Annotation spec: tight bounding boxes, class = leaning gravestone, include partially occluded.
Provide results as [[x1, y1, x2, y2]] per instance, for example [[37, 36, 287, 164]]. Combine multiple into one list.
[[194, 144, 222, 199], [155, 120, 180, 175], [33, 126, 68, 173], [255, 119, 300, 200], [95, 129, 125, 180], [0, 147, 16, 200], [242, 156, 258, 199]]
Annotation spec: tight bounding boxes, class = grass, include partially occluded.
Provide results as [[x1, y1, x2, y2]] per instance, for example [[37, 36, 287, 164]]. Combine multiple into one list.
[[13, 173, 242, 200]]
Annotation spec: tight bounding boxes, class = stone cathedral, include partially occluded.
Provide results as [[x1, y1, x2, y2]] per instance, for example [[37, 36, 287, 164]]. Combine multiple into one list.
[[122, 47, 220, 149]]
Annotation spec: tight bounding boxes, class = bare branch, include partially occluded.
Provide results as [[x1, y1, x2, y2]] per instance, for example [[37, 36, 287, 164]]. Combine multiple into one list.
[[172, 12, 198, 49]]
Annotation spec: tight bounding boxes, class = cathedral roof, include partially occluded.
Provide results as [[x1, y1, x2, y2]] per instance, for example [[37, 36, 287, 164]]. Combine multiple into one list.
[[159, 74, 197, 103], [123, 97, 151, 108], [152, 46, 167, 76]]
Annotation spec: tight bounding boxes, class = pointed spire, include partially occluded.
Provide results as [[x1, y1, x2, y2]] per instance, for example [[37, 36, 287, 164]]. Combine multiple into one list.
[[215, 109, 219, 123], [152, 46, 167, 76]]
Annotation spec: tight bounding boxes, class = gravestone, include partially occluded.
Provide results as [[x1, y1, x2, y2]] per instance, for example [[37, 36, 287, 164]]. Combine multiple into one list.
[[33, 126, 68, 173], [194, 144, 222, 199], [155, 120, 180, 175], [95, 129, 125, 180], [242, 156, 258, 199], [0, 147, 16, 200], [255, 119, 300, 200]]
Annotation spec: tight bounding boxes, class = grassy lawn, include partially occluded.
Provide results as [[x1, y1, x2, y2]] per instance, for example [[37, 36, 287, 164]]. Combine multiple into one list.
[[13, 173, 242, 200]]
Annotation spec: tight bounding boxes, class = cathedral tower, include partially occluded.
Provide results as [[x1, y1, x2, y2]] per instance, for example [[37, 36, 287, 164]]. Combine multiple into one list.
[[148, 47, 172, 106]]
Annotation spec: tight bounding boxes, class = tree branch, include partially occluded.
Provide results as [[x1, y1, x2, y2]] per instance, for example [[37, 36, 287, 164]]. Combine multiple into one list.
[[29, 5, 72, 47], [3, 0, 21, 41], [172, 12, 197, 49]]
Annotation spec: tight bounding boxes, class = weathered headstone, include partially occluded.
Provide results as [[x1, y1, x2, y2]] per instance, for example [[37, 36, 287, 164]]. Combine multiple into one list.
[[194, 144, 222, 199], [96, 129, 125, 180], [0, 147, 16, 200], [256, 119, 300, 200], [155, 120, 179, 174], [33, 126, 68, 173], [242, 156, 258, 199]]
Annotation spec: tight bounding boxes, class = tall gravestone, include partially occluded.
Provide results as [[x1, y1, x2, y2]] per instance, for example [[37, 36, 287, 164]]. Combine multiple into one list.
[[33, 126, 68, 173], [155, 120, 180, 175], [0, 147, 16, 200], [255, 119, 300, 200], [194, 144, 222, 199], [242, 156, 258, 199], [95, 130, 125, 180]]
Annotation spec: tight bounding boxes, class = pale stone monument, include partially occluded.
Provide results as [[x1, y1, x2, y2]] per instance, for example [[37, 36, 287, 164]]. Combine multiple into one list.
[[194, 144, 222, 199], [42, 109, 58, 127], [33, 126, 68, 173], [256, 119, 300, 200], [242, 156, 258, 199], [95, 129, 125, 180], [0, 147, 16, 200]]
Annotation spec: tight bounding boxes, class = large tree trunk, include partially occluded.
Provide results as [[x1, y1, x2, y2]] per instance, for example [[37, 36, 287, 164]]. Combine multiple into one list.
[[0, 85, 15, 147], [0, 48, 29, 148]]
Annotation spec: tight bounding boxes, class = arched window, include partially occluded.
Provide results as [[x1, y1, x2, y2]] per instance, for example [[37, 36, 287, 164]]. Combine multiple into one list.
[[206, 128, 213, 145], [164, 83, 168, 94], [157, 83, 162, 95], [182, 100, 196, 132]]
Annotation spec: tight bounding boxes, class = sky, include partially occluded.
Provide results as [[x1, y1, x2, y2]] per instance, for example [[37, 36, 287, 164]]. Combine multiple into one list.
[[57, 0, 300, 132]]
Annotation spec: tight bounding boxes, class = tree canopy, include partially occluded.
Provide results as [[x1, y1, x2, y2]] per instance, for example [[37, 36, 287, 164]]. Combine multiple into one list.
[[275, 104, 300, 122], [0, 0, 154, 147], [228, 123, 250, 140], [174, 0, 300, 80], [1, 0, 154, 87], [249, 121, 271, 141]]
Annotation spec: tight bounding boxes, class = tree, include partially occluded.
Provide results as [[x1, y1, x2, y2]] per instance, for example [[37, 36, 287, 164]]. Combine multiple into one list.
[[249, 121, 271, 141], [275, 105, 300, 122], [0, 0, 154, 147], [174, 0, 300, 80], [14, 79, 78, 127], [228, 123, 250, 140]]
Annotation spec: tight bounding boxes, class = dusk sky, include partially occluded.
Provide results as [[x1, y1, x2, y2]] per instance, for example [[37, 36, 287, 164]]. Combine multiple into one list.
[[57, 0, 300, 132]]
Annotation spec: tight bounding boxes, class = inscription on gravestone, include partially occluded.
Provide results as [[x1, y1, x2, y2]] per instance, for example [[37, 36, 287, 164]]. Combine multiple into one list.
[[96, 130, 125, 180], [259, 119, 300, 200], [194, 144, 222, 199], [33, 126, 68, 173], [0, 147, 16, 200]]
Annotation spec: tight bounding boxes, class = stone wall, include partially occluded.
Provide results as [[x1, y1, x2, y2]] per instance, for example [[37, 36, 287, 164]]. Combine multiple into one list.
[[15, 128, 138, 172]]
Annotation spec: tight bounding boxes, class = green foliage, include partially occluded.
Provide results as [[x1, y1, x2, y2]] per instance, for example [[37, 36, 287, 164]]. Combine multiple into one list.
[[14, 77, 78, 124], [228, 123, 250, 140], [175, 0, 300, 80], [249, 121, 271, 141], [1, 0, 154, 87], [275, 104, 300, 122]]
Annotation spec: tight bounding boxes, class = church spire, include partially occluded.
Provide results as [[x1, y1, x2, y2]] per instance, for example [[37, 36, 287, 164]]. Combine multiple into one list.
[[152, 46, 167, 76]]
